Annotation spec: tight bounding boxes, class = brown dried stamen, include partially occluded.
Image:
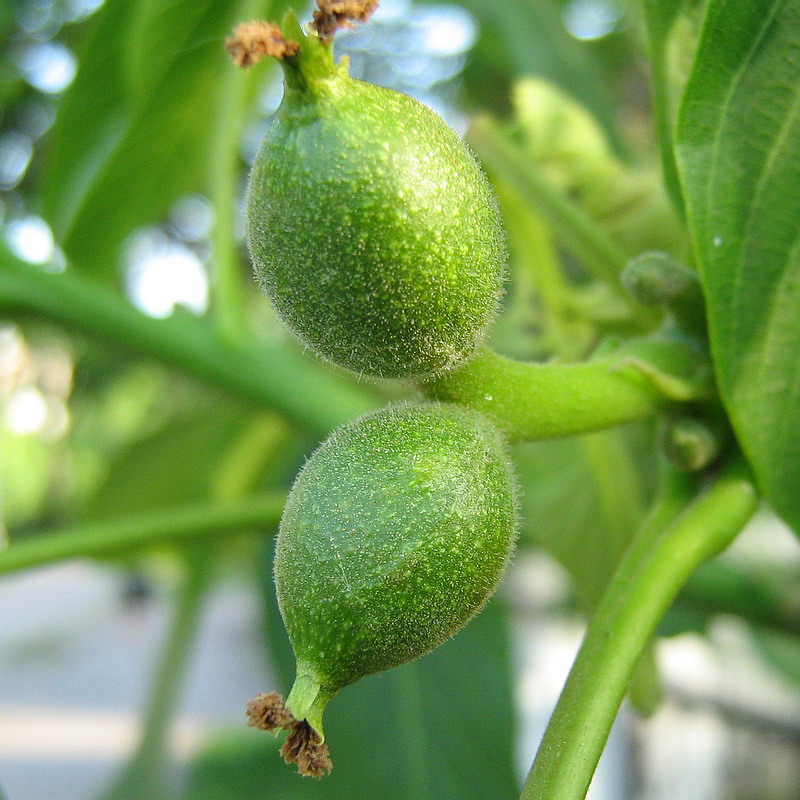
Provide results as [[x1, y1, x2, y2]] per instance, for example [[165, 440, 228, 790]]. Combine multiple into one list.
[[246, 692, 294, 731], [226, 21, 300, 68], [311, 0, 380, 39], [280, 720, 333, 778]]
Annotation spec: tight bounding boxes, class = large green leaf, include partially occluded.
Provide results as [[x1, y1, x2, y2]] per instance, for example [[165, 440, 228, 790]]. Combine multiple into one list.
[[236, 547, 519, 800], [676, 0, 800, 534], [43, 0, 280, 280]]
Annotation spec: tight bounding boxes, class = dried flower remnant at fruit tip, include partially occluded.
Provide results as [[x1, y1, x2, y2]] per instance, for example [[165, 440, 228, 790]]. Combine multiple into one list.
[[246, 691, 293, 731], [311, 0, 380, 39], [225, 21, 299, 68], [247, 691, 333, 778], [281, 720, 333, 778]]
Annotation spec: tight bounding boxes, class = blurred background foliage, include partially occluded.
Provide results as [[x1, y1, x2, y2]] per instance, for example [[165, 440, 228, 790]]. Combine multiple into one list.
[[1, 1, 799, 799]]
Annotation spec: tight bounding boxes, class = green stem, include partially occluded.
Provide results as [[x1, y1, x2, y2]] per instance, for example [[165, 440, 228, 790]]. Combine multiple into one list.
[[0, 494, 285, 575], [102, 554, 213, 800], [625, 461, 697, 715], [519, 457, 757, 800], [209, 0, 276, 341], [467, 116, 631, 289], [0, 250, 377, 436], [640, 1, 687, 217], [208, 58, 251, 342], [421, 339, 712, 443]]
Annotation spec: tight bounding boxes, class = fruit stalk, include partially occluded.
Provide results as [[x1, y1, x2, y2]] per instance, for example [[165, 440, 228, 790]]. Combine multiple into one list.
[[421, 337, 713, 443]]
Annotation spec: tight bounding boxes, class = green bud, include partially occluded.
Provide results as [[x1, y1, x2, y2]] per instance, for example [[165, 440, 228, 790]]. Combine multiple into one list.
[[659, 414, 723, 472]]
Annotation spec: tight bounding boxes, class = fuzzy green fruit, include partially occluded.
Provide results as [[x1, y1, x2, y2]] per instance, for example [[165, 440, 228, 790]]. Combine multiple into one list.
[[246, 22, 506, 379], [274, 402, 517, 742]]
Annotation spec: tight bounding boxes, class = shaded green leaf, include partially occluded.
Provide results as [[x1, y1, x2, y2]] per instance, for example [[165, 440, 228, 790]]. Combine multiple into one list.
[[511, 77, 687, 258], [87, 405, 288, 520], [676, 0, 800, 534], [514, 424, 655, 609], [751, 629, 800, 685]]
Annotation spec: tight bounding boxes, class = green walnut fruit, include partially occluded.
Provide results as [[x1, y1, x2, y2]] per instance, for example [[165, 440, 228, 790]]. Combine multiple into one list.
[[246, 17, 506, 380], [249, 402, 517, 775]]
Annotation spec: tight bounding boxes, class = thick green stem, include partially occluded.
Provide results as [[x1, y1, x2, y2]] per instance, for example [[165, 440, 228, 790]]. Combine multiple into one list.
[[626, 461, 698, 715], [0, 251, 376, 435], [421, 339, 712, 443], [0, 494, 285, 574], [467, 116, 631, 289], [102, 554, 213, 800], [519, 458, 757, 800]]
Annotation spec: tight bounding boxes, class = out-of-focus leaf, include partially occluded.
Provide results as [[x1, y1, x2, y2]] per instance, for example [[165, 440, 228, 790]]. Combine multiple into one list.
[[676, 0, 800, 536], [514, 423, 655, 609], [512, 78, 687, 258], [657, 604, 709, 638], [244, 546, 519, 800], [1, 431, 53, 528], [454, 0, 621, 143], [42, 0, 284, 280], [751, 629, 800, 685], [184, 731, 297, 800], [489, 178, 597, 361], [87, 404, 289, 520]]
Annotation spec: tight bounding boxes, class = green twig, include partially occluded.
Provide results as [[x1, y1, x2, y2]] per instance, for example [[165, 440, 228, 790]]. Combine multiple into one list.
[[209, 0, 274, 341], [467, 116, 631, 289], [639, 0, 688, 217], [421, 338, 712, 443], [208, 67, 250, 342], [0, 250, 377, 436], [519, 457, 757, 800], [0, 494, 285, 575]]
